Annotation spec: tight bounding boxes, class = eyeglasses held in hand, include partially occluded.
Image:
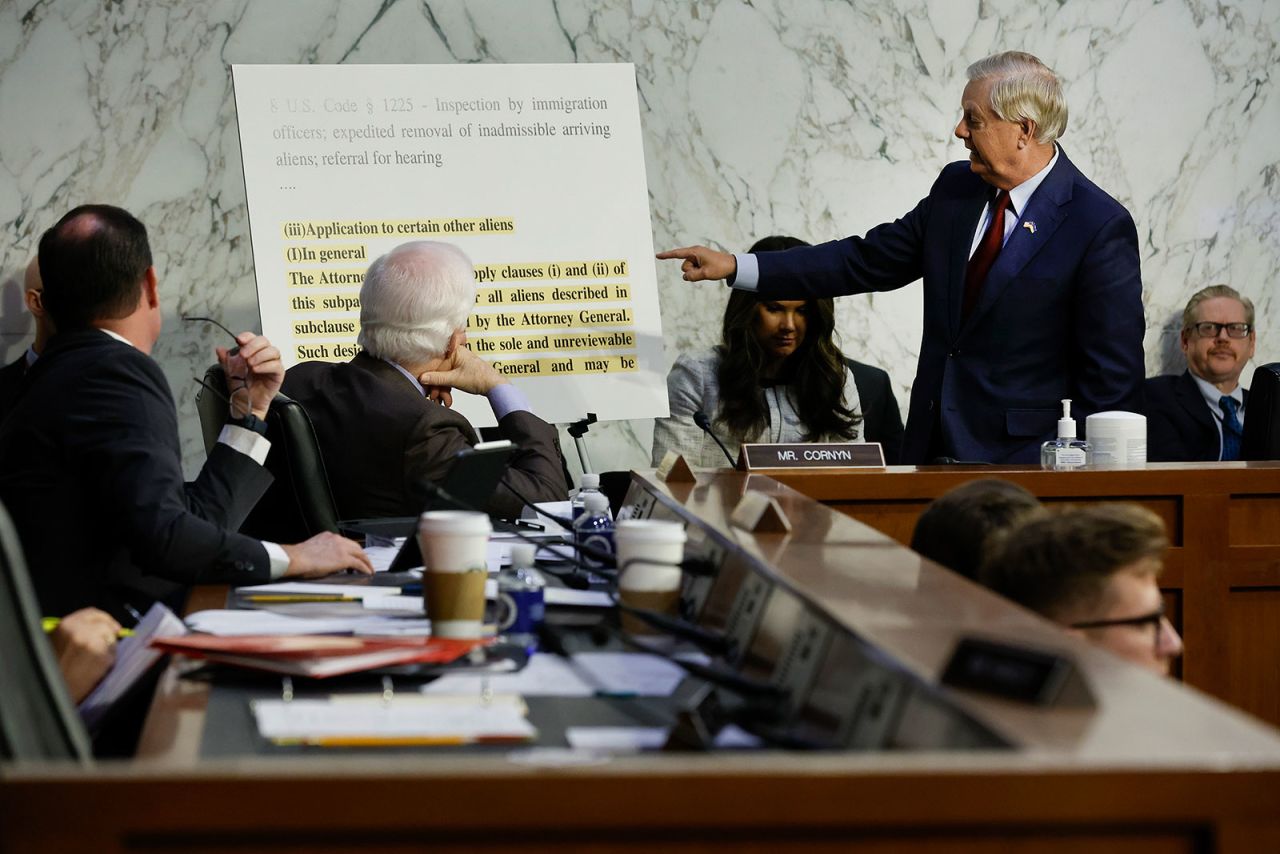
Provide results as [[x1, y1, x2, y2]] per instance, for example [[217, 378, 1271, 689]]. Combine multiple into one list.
[[183, 316, 249, 415]]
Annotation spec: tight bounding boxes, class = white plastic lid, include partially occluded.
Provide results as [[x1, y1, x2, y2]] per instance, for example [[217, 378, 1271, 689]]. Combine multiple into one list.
[[1085, 410, 1147, 438], [1057, 399, 1076, 439], [579, 472, 600, 489], [583, 492, 609, 513], [418, 510, 492, 536], [509, 543, 536, 568]]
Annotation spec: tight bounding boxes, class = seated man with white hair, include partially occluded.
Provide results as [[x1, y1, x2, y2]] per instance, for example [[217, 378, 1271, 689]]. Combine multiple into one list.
[[282, 240, 568, 521]]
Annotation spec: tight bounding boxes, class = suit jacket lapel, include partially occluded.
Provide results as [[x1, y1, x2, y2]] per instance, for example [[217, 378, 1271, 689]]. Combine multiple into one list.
[[963, 150, 1076, 332], [1175, 369, 1219, 441]]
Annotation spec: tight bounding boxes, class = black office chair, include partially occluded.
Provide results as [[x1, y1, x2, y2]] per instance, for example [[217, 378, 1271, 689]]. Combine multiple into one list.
[[0, 500, 92, 762], [196, 364, 341, 542]]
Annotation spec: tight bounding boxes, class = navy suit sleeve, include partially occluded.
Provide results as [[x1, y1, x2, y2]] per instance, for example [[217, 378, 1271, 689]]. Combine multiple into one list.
[[756, 191, 932, 299], [81, 355, 273, 584], [1069, 210, 1145, 418]]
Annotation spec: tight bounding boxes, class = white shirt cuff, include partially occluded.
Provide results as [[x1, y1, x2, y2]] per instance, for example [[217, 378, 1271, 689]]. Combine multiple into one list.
[[731, 253, 759, 291], [217, 424, 271, 466], [262, 541, 290, 579]]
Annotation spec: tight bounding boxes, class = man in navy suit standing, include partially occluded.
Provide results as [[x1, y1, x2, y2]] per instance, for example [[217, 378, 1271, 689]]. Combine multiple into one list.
[[659, 51, 1144, 464], [1144, 285, 1255, 461]]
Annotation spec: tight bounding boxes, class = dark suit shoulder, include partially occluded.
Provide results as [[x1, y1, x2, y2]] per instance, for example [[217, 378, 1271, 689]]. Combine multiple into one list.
[[846, 357, 891, 388], [1049, 150, 1132, 224], [1142, 371, 1218, 462], [0, 355, 27, 415], [25, 331, 171, 408], [1142, 373, 1183, 401], [932, 160, 988, 199]]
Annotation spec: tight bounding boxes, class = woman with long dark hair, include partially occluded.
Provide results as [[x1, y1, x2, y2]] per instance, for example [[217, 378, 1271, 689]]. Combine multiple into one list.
[[653, 236, 904, 467]]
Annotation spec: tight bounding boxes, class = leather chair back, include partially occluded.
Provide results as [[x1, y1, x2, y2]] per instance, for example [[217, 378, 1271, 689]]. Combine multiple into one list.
[[240, 393, 341, 543], [196, 364, 340, 542], [0, 500, 92, 762], [195, 363, 228, 455]]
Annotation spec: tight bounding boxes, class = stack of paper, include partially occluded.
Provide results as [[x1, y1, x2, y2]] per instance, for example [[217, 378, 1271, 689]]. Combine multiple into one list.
[[153, 633, 484, 678], [79, 602, 188, 729], [421, 651, 690, 698], [251, 694, 536, 746]]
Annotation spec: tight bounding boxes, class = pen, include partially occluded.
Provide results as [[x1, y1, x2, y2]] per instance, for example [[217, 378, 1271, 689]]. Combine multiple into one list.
[[41, 617, 135, 638], [238, 594, 362, 603], [514, 519, 545, 532], [272, 734, 532, 747]]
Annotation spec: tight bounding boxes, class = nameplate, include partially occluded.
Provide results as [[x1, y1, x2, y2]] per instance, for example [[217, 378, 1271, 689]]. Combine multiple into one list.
[[737, 442, 885, 470]]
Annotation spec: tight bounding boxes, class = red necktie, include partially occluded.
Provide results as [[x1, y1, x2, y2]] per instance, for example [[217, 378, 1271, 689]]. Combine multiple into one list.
[[962, 190, 1011, 321]]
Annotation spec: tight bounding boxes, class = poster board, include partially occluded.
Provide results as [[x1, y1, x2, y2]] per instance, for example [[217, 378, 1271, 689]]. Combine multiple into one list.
[[232, 63, 667, 426]]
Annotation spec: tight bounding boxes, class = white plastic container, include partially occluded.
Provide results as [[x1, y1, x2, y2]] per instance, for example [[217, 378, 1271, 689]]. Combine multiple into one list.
[[1085, 411, 1148, 466]]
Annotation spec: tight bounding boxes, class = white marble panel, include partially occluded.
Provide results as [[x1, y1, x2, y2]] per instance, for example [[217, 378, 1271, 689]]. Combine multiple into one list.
[[0, 0, 1275, 478]]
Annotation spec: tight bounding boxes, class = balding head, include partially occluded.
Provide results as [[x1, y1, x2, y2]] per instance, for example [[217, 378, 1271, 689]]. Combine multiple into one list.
[[38, 204, 153, 332]]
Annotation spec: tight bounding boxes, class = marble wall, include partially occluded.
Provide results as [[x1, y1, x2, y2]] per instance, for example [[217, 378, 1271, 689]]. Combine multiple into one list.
[[1, 0, 1276, 476]]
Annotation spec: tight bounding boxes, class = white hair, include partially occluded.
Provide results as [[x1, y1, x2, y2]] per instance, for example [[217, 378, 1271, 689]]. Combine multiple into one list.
[[967, 51, 1068, 145], [357, 241, 476, 363]]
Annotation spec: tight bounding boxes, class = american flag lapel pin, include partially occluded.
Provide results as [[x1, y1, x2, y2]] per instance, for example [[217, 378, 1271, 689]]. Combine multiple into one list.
[[1022, 221, 1037, 235]]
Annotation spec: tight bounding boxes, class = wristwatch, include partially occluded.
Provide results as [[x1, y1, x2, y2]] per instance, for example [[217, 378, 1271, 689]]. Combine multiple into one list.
[[227, 412, 268, 436]]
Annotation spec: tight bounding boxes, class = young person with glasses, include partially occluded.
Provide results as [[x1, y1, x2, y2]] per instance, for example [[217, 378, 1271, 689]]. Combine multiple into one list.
[[979, 503, 1183, 676], [1144, 285, 1257, 461]]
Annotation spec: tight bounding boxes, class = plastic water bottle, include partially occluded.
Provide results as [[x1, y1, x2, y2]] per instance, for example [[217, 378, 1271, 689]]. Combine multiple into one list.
[[497, 543, 545, 652], [573, 492, 615, 568], [571, 472, 606, 522]]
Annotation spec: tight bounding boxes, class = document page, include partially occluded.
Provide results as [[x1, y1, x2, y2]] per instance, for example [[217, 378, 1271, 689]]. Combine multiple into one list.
[[232, 63, 668, 426]]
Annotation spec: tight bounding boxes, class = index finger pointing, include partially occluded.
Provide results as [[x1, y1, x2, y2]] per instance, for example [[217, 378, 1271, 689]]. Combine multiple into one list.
[[655, 247, 701, 261]]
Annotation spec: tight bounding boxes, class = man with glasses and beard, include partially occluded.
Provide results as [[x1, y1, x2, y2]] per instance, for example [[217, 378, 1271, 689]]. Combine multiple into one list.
[[1144, 285, 1256, 461], [980, 504, 1183, 677]]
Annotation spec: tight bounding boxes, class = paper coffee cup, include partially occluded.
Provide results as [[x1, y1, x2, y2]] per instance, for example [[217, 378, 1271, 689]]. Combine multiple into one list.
[[418, 510, 492, 638], [616, 519, 686, 634]]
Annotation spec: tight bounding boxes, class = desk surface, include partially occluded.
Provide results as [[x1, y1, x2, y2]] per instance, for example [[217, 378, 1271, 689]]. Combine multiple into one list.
[[770, 460, 1280, 727], [127, 468, 1280, 766], [6, 469, 1280, 852]]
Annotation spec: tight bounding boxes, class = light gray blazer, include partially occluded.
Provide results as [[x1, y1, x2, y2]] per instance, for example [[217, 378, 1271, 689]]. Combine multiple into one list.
[[651, 350, 863, 468]]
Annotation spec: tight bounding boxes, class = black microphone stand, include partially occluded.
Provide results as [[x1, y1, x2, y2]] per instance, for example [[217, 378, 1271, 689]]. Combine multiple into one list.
[[693, 410, 739, 470]]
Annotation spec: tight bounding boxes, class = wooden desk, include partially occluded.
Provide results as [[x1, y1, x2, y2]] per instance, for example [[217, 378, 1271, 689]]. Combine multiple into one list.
[[5, 470, 1280, 852], [772, 462, 1280, 727]]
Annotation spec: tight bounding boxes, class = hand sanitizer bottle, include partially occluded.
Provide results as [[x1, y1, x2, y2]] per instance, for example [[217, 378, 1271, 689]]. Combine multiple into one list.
[[1041, 399, 1091, 470], [571, 472, 605, 522]]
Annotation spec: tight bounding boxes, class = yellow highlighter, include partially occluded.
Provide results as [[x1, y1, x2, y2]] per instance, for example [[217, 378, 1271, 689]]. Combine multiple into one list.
[[41, 617, 135, 639]]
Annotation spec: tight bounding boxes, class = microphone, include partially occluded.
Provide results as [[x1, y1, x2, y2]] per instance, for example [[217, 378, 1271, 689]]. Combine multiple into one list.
[[613, 597, 733, 657], [693, 410, 739, 470], [423, 480, 616, 569], [928, 457, 994, 466]]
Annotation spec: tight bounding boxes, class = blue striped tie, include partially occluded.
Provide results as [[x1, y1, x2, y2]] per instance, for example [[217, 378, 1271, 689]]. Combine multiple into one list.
[[1219, 396, 1243, 461]]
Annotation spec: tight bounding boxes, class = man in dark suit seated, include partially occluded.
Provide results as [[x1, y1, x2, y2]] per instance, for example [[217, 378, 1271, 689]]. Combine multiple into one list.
[[282, 240, 568, 521], [0, 258, 53, 420], [1144, 285, 1255, 461], [659, 51, 1144, 464], [0, 205, 372, 622]]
